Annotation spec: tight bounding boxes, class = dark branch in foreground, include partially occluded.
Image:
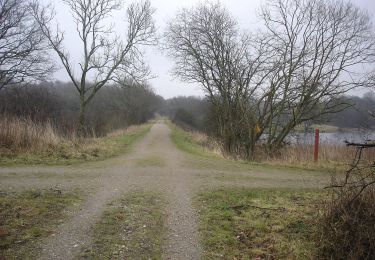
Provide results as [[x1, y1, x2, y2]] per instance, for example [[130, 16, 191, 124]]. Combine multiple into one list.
[[345, 141, 375, 148]]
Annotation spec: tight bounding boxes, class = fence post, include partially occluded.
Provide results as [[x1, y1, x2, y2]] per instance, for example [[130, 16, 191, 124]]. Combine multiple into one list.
[[314, 129, 319, 162]]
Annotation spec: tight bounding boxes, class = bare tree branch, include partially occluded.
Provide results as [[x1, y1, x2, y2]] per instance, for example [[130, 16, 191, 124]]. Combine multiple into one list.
[[32, 0, 156, 134], [0, 0, 54, 90]]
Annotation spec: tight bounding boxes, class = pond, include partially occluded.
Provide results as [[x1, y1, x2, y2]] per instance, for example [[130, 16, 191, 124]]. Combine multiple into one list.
[[288, 131, 375, 145]]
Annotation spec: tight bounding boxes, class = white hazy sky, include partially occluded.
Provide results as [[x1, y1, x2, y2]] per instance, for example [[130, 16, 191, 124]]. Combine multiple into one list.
[[51, 0, 375, 99]]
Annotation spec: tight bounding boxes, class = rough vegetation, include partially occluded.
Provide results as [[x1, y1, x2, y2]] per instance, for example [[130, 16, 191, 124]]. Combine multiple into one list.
[[196, 189, 325, 259], [0, 118, 151, 166], [81, 192, 165, 259], [318, 142, 375, 259], [170, 122, 375, 172], [318, 188, 375, 259], [1, 0, 375, 258], [0, 189, 81, 259]]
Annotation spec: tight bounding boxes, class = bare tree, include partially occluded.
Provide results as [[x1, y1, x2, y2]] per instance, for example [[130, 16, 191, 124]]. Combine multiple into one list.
[[164, 2, 270, 158], [165, 0, 375, 159], [0, 0, 53, 90], [259, 0, 375, 151], [33, 0, 156, 135]]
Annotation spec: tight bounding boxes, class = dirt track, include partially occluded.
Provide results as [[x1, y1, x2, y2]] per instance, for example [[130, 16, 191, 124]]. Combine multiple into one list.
[[0, 122, 329, 259]]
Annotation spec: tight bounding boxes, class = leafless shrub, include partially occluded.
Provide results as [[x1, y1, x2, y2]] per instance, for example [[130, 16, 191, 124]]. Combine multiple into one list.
[[318, 142, 375, 259], [318, 188, 375, 259]]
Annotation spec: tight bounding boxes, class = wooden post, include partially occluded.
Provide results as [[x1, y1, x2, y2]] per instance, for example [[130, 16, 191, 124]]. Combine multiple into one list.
[[314, 129, 319, 162]]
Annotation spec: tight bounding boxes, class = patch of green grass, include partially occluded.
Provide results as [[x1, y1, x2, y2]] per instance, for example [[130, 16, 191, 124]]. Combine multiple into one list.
[[196, 188, 326, 259], [81, 192, 165, 259], [0, 189, 81, 259], [0, 124, 151, 166], [136, 156, 165, 167], [169, 123, 218, 159]]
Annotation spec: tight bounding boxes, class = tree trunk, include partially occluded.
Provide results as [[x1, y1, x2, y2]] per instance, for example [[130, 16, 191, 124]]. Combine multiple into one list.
[[78, 95, 86, 137]]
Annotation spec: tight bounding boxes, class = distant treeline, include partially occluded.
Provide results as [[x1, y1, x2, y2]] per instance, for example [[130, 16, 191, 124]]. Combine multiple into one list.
[[164, 94, 375, 132], [1, 82, 374, 137], [324, 94, 375, 129], [0, 82, 163, 136]]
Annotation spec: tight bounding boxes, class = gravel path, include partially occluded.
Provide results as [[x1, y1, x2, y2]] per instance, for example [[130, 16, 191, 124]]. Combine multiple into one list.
[[0, 122, 329, 259]]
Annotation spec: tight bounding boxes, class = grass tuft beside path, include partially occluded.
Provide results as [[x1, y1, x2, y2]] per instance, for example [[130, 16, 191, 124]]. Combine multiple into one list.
[[81, 192, 165, 259], [0, 189, 81, 259], [196, 188, 326, 259], [169, 124, 219, 159], [0, 124, 151, 166]]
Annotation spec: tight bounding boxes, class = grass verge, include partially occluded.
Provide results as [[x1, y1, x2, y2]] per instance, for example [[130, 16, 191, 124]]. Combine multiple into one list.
[[196, 188, 325, 259], [169, 123, 346, 173], [169, 123, 220, 159], [0, 124, 151, 166], [0, 189, 81, 259], [80, 192, 165, 259]]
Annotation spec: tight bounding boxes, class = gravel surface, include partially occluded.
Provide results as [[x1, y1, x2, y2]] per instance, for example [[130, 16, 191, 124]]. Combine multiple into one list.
[[0, 122, 330, 259]]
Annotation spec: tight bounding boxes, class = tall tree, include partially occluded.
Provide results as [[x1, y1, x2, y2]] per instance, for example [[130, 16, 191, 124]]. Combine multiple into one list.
[[259, 0, 375, 151], [33, 0, 156, 135], [0, 0, 53, 90], [165, 0, 375, 158], [164, 2, 269, 157]]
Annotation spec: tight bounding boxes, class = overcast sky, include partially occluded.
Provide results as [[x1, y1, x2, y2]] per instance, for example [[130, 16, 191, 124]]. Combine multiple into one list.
[[51, 0, 375, 99]]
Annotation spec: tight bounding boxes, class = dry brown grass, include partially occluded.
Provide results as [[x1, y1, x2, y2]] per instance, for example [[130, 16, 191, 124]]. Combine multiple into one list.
[[256, 143, 375, 170], [106, 124, 143, 137], [259, 144, 352, 163], [188, 130, 224, 158], [0, 115, 150, 165], [0, 115, 67, 153], [187, 129, 375, 170]]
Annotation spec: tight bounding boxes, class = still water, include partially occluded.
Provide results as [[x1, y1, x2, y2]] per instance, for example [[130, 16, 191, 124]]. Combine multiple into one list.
[[288, 131, 375, 145]]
